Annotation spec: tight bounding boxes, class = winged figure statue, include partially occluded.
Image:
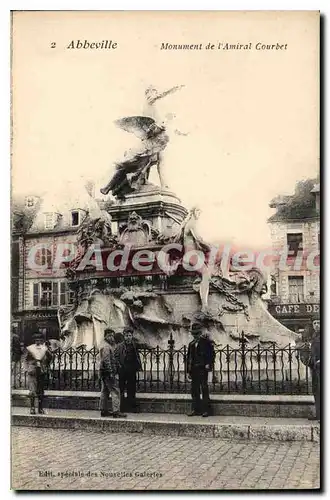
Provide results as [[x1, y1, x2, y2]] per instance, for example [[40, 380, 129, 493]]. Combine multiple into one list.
[[100, 85, 185, 200]]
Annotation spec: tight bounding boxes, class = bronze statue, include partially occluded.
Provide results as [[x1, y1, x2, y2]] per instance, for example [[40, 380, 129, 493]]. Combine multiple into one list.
[[100, 85, 185, 199]]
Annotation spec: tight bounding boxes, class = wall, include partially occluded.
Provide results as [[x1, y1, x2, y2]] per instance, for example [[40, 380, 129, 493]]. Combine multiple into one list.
[[22, 232, 78, 311], [269, 219, 320, 301]]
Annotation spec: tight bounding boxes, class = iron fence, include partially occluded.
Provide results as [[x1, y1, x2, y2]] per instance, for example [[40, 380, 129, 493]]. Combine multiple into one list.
[[11, 334, 313, 395]]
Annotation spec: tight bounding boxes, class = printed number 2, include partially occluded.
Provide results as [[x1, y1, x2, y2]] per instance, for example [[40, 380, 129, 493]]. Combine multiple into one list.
[[51, 42, 56, 48]]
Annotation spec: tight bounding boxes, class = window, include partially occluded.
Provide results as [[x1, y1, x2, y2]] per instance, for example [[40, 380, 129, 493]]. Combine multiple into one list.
[[270, 275, 277, 296], [26, 197, 35, 208], [288, 276, 304, 303], [44, 212, 55, 230], [71, 211, 80, 227], [40, 282, 52, 307], [315, 193, 320, 212], [287, 233, 303, 256], [40, 248, 52, 267], [34, 248, 52, 268], [33, 281, 73, 308], [60, 282, 75, 306]]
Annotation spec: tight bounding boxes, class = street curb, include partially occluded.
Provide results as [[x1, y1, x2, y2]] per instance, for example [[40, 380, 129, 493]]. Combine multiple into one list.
[[11, 391, 314, 418], [11, 413, 320, 442], [11, 390, 314, 403]]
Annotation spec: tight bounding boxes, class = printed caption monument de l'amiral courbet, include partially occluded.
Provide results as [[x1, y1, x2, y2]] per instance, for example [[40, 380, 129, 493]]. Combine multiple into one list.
[[65, 40, 288, 51]]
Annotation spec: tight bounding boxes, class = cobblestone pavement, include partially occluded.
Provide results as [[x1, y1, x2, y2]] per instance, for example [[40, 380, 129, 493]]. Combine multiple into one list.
[[12, 427, 320, 490]]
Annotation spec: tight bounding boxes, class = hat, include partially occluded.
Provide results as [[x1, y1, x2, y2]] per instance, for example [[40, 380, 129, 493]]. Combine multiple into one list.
[[123, 326, 133, 335], [104, 328, 115, 337], [32, 332, 45, 341], [190, 322, 202, 335]]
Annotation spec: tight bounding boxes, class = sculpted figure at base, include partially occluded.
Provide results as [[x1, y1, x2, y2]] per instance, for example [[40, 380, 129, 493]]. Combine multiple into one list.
[[158, 207, 213, 311], [119, 211, 151, 246], [77, 210, 115, 250], [159, 206, 269, 316]]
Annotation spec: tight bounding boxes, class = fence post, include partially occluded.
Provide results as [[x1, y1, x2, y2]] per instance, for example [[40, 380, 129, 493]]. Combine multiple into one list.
[[155, 345, 160, 392], [239, 331, 247, 394], [168, 331, 175, 391], [272, 342, 277, 394], [183, 344, 187, 393], [257, 343, 261, 393], [288, 343, 293, 394]]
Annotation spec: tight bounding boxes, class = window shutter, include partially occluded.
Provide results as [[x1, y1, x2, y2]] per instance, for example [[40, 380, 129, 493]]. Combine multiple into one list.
[[71, 211, 80, 227], [52, 282, 58, 306], [60, 282, 66, 305], [33, 283, 39, 307], [46, 249, 52, 268], [69, 290, 75, 304]]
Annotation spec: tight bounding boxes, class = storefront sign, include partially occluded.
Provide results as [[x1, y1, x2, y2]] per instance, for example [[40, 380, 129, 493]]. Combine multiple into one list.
[[269, 303, 319, 317]]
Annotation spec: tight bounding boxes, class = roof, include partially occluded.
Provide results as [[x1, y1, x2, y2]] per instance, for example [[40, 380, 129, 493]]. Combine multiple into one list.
[[11, 179, 105, 236], [28, 182, 103, 234], [269, 195, 291, 208], [268, 178, 319, 223]]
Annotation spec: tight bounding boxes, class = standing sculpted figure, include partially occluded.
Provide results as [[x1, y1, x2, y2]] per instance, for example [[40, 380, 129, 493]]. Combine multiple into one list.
[[160, 207, 213, 312]]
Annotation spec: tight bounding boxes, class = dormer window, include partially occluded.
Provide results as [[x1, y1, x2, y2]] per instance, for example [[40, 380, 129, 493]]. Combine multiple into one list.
[[44, 212, 55, 230], [315, 193, 320, 212], [311, 183, 320, 212], [26, 196, 36, 208], [71, 210, 80, 227]]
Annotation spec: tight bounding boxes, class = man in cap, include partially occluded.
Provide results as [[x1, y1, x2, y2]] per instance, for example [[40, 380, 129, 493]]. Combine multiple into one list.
[[115, 326, 142, 412], [99, 329, 127, 418], [11, 328, 22, 363], [23, 331, 53, 415], [308, 317, 320, 421], [186, 321, 215, 417]]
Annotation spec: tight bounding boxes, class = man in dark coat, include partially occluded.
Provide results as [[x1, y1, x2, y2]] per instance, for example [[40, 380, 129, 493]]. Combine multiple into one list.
[[186, 322, 215, 417], [11, 330, 22, 363], [11, 329, 22, 386], [309, 318, 320, 421], [115, 327, 142, 412], [99, 329, 127, 418]]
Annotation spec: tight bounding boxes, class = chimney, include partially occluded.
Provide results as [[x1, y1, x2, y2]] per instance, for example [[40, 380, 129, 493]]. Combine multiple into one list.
[[85, 180, 95, 198]]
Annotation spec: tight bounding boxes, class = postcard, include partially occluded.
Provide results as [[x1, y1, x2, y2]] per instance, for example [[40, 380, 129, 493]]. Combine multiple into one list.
[[11, 10, 320, 491]]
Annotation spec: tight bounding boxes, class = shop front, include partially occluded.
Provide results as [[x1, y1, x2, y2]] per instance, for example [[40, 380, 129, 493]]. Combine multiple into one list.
[[12, 310, 60, 345], [268, 302, 320, 334]]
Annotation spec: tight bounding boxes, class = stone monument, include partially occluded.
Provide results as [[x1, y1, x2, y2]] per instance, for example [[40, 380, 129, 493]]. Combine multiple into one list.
[[59, 85, 299, 351]]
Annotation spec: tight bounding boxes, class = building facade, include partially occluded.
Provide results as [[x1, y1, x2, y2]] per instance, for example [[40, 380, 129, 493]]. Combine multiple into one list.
[[11, 183, 102, 345], [267, 179, 320, 334]]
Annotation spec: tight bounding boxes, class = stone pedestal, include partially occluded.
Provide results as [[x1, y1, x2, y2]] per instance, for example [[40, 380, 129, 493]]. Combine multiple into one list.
[[106, 183, 187, 241], [64, 183, 299, 350]]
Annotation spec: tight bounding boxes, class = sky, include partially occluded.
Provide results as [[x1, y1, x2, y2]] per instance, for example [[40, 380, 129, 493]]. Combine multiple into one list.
[[11, 11, 319, 249]]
